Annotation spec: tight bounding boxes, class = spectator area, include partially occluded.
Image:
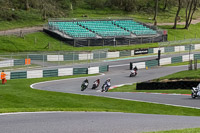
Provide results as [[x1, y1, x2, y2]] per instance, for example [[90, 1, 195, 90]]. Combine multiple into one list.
[[114, 20, 157, 35], [48, 19, 157, 38]]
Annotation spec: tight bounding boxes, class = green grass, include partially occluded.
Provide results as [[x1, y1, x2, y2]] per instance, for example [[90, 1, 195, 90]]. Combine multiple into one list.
[[146, 128, 200, 133], [163, 61, 200, 67], [0, 9, 44, 31], [0, 74, 200, 116], [155, 68, 200, 81], [159, 23, 200, 41], [0, 32, 158, 52], [1, 7, 200, 31]]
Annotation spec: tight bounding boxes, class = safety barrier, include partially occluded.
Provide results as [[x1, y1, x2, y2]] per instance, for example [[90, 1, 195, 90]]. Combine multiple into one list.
[[5, 65, 109, 80], [130, 53, 200, 70], [25, 43, 200, 62]]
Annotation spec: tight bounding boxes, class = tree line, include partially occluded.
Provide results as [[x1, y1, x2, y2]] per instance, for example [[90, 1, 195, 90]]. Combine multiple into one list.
[[0, 0, 199, 29]]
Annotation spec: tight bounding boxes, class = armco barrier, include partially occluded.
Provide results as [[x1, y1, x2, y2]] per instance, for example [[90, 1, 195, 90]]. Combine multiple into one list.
[[130, 53, 200, 70], [14, 59, 25, 66], [25, 43, 200, 62], [29, 54, 47, 60], [148, 48, 154, 54], [136, 81, 199, 90], [107, 52, 120, 58], [73, 68, 88, 75], [47, 55, 64, 61], [11, 71, 27, 79], [58, 68, 73, 76], [145, 60, 158, 68], [119, 51, 131, 57], [171, 56, 182, 63], [99, 65, 109, 73], [88, 67, 99, 74], [0, 60, 14, 68], [27, 70, 43, 79], [160, 58, 171, 66], [164, 46, 174, 53], [185, 45, 195, 51], [8, 65, 109, 80], [64, 53, 79, 61], [194, 54, 200, 59], [93, 52, 107, 59], [43, 69, 58, 77]]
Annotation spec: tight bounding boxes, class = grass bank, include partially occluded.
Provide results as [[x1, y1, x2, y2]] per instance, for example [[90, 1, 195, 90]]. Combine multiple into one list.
[[0, 74, 200, 116], [1, 23, 200, 53], [1, 7, 200, 31]]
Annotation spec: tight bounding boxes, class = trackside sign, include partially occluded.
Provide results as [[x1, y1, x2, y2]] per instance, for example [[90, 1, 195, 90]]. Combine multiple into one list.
[[134, 49, 148, 55]]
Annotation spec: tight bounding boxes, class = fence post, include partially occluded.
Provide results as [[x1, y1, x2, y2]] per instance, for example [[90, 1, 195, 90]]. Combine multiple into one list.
[[194, 59, 197, 70], [43, 52, 45, 68]]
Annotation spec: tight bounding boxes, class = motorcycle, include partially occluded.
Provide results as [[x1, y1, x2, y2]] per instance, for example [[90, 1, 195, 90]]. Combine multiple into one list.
[[81, 82, 89, 91], [101, 82, 111, 92], [130, 70, 137, 77], [191, 87, 200, 99], [92, 81, 100, 89]]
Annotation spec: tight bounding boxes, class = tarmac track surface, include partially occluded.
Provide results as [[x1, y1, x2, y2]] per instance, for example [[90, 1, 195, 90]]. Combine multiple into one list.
[[32, 65, 200, 109], [1, 112, 200, 133]]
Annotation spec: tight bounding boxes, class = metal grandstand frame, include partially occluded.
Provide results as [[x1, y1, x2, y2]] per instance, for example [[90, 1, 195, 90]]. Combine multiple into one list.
[[44, 18, 168, 47]]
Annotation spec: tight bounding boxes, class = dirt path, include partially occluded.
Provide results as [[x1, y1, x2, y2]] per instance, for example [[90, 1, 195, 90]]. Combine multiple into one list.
[[0, 26, 43, 36]]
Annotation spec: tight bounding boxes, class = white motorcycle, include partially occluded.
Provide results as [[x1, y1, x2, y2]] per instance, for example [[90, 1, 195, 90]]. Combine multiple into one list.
[[191, 87, 200, 99], [101, 82, 111, 92], [130, 70, 137, 77]]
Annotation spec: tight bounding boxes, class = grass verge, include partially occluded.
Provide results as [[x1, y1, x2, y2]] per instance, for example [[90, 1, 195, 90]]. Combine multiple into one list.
[[110, 68, 200, 94], [0, 74, 200, 116], [146, 128, 200, 133], [109, 83, 190, 94]]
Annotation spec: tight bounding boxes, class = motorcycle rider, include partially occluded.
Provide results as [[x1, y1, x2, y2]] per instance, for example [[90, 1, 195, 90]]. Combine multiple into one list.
[[197, 83, 200, 96], [133, 66, 138, 72], [92, 79, 100, 89], [83, 78, 89, 84], [102, 78, 111, 92], [94, 79, 100, 86], [131, 66, 138, 75]]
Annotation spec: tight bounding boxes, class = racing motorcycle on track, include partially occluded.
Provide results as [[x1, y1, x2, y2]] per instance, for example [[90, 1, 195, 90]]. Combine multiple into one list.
[[130, 70, 137, 77], [101, 82, 111, 92], [81, 79, 89, 91], [191, 86, 200, 99], [92, 79, 100, 89]]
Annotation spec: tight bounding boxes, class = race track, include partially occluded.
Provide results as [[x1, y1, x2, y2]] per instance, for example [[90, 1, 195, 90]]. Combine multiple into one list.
[[2, 55, 200, 133]]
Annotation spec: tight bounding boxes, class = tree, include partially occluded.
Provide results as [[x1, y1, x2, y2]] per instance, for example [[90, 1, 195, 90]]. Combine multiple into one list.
[[153, 0, 159, 25], [172, 0, 182, 29], [25, 0, 30, 10], [184, 0, 198, 29], [163, 0, 167, 11]]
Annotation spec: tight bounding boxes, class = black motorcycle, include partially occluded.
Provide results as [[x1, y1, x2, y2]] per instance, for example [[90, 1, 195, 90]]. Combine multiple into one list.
[[81, 82, 89, 91]]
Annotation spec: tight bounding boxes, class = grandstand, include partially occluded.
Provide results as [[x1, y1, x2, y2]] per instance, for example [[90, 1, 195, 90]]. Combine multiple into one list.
[[44, 19, 167, 47]]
